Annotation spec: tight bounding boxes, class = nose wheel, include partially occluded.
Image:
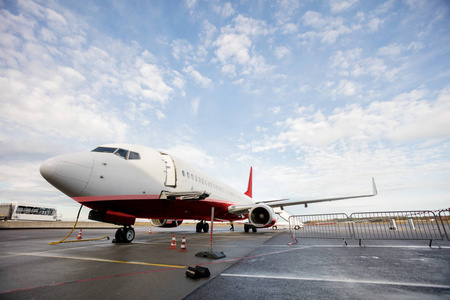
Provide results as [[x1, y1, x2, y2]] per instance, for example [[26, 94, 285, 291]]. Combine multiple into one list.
[[113, 226, 135, 243]]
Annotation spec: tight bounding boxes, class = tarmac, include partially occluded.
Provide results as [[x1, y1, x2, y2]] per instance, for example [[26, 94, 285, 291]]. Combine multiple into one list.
[[0, 224, 449, 299]]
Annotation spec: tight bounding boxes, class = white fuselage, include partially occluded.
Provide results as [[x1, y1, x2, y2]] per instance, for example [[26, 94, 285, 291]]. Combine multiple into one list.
[[40, 144, 255, 222]]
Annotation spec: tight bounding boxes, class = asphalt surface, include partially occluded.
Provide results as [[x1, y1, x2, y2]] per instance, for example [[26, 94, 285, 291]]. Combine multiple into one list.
[[1, 225, 449, 299]]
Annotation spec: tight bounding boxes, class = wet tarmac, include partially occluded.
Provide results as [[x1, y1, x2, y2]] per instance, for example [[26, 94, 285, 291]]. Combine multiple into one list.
[[1, 225, 449, 299]]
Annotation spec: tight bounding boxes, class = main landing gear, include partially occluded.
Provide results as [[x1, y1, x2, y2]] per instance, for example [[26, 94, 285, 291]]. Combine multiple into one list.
[[196, 220, 209, 233], [113, 226, 135, 243], [244, 223, 257, 233]]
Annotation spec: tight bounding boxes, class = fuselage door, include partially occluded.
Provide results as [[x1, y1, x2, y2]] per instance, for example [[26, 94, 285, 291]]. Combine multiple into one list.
[[161, 154, 177, 187]]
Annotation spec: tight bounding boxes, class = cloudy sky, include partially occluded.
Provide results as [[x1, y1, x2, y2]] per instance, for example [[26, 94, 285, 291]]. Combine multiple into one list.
[[1, 0, 449, 220]]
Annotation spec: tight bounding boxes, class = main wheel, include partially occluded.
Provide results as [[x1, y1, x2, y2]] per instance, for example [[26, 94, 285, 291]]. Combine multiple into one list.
[[115, 228, 124, 242], [202, 222, 209, 233], [244, 224, 249, 233], [122, 227, 135, 243], [196, 222, 202, 233]]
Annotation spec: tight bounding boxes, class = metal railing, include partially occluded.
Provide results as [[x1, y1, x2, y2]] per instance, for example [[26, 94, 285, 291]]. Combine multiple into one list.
[[289, 213, 351, 240], [439, 209, 449, 240], [350, 211, 442, 241], [289, 210, 449, 246]]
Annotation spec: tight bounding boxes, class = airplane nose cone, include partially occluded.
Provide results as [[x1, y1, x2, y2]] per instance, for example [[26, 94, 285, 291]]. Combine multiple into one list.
[[40, 158, 55, 181], [40, 153, 94, 197]]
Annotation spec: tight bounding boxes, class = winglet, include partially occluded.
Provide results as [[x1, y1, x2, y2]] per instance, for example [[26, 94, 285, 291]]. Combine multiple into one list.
[[244, 167, 252, 198], [372, 177, 377, 196]]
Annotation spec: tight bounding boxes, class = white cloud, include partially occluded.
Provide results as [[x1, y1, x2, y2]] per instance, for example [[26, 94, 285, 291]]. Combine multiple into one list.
[[191, 97, 201, 115], [0, 0, 185, 157], [298, 85, 311, 94], [213, 32, 272, 76], [213, 2, 235, 18], [257, 87, 450, 149], [329, 0, 359, 13], [270, 106, 281, 114], [385, 87, 450, 142], [183, 65, 212, 88], [232, 14, 269, 36], [171, 70, 186, 97], [331, 79, 358, 97], [171, 39, 194, 60], [212, 15, 272, 77], [155, 110, 165, 120], [300, 11, 352, 44], [377, 43, 404, 57], [184, 0, 198, 9], [274, 46, 290, 59], [44, 7, 67, 26], [274, 0, 302, 22], [281, 23, 298, 34], [200, 20, 217, 47], [367, 16, 383, 32], [214, 33, 251, 65], [132, 62, 174, 103], [330, 48, 403, 81]]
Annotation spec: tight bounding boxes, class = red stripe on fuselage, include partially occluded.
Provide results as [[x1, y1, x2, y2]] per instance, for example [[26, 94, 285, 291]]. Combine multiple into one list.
[[72, 195, 245, 221]]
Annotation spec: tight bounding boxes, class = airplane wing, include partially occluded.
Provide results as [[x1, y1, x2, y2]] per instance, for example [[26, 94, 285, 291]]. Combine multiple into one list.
[[228, 178, 377, 215]]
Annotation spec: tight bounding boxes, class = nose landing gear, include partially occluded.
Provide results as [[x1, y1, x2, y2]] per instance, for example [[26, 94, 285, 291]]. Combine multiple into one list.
[[113, 226, 135, 243]]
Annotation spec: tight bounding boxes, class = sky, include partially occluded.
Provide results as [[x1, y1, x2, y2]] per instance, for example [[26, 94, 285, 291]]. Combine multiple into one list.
[[0, 0, 449, 221]]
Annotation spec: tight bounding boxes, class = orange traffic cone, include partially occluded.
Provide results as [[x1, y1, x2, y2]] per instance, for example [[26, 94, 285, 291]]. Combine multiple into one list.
[[169, 233, 177, 249], [179, 235, 187, 252], [148, 227, 152, 234], [76, 229, 82, 240]]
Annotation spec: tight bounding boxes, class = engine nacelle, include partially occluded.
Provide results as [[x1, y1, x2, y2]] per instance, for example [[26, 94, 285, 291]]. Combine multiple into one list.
[[248, 204, 276, 228], [149, 219, 183, 227]]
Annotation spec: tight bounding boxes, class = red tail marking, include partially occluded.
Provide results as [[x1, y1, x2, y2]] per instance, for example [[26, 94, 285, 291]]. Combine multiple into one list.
[[245, 167, 252, 198]]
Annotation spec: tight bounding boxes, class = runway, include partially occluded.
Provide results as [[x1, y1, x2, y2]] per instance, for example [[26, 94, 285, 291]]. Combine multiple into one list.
[[1, 225, 449, 299]]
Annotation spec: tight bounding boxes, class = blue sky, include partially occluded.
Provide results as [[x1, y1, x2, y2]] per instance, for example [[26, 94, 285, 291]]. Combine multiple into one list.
[[1, 0, 449, 220]]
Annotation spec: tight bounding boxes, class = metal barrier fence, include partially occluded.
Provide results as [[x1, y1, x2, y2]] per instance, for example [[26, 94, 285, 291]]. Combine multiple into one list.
[[350, 211, 442, 241], [289, 210, 449, 246], [439, 210, 449, 240], [289, 213, 351, 241]]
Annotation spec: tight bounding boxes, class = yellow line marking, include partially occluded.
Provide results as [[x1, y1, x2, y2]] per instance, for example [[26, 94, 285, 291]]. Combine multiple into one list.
[[11, 252, 187, 269]]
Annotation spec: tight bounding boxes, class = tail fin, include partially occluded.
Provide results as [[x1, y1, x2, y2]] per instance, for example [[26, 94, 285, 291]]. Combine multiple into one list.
[[244, 167, 252, 198]]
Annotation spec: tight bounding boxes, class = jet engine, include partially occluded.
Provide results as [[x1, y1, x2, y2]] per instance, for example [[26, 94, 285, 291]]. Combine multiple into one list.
[[149, 219, 183, 227], [248, 204, 276, 228]]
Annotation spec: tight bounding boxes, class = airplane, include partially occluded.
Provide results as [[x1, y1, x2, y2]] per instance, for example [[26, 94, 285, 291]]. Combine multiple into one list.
[[39, 143, 377, 243]]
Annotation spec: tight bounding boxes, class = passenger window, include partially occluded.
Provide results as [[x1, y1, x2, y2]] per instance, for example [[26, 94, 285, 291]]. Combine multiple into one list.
[[187, 172, 190, 179], [129, 151, 141, 160], [182, 170, 185, 177]]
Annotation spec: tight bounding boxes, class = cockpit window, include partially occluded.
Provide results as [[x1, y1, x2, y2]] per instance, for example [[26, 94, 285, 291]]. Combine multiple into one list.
[[92, 146, 140, 160], [114, 148, 128, 159], [129, 151, 141, 160], [92, 147, 117, 153]]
